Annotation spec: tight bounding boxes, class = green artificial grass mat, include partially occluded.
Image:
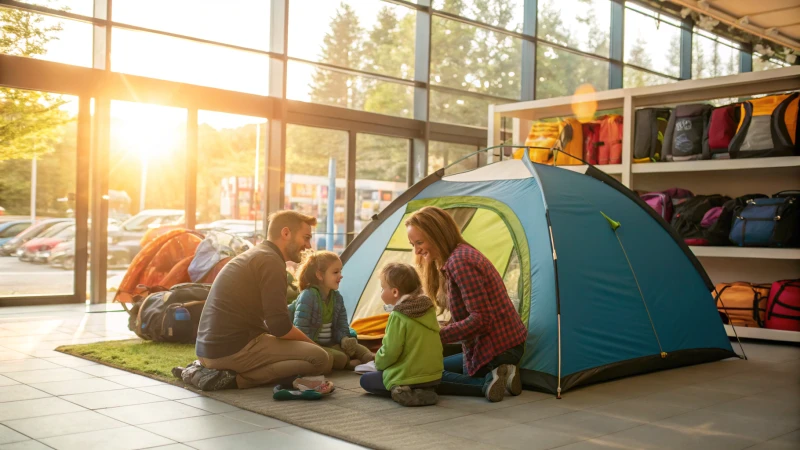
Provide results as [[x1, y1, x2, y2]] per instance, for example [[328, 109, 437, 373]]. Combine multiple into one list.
[[57, 339, 196, 381]]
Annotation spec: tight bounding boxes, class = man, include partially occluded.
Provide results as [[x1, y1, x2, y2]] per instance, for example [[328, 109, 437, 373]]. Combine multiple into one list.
[[194, 210, 332, 389]]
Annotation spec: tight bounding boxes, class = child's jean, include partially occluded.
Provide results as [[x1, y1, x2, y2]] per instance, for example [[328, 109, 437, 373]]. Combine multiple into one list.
[[360, 371, 440, 396]]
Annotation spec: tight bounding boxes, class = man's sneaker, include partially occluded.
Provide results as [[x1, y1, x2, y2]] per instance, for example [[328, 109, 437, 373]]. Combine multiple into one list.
[[483, 365, 509, 402], [391, 386, 438, 407], [506, 365, 522, 396]]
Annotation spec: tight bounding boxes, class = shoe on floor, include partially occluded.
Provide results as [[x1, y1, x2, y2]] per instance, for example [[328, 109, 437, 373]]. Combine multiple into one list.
[[483, 365, 509, 402], [171, 366, 185, 379], [391, 386, 438, 407], [506, 365, 522, 396]]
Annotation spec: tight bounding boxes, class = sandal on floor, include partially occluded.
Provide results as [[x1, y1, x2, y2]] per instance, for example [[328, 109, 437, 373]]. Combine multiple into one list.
[[273, 385, 322, 401], [292, 377, 335, 395]]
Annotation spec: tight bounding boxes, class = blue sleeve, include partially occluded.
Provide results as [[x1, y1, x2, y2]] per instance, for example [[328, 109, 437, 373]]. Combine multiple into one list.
[[332, 291, 355, 343], [293, 289, 319, 341]]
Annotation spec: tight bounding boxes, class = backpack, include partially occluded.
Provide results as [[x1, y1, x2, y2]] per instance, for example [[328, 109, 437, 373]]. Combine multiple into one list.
[[523, 121, 559, 164], [729, 92, 799, 159], [703, 194, 768, 246], [714, 282, 771, 328], [671, 194, 731, 243], [582, 122, 601, 165], [597, 115, 623, 165], [662, 104, 712, 161], [765, 279, 800, 332], [128, 283, 211, 343], [640, 188, 693, 222], [707, 104, 740, 159], [633, 108, 671, 163], [554, 118, 583, 166], [729, 191, 800, 247]]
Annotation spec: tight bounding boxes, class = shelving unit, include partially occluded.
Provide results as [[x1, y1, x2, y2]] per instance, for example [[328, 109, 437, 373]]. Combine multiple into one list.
[[488, 66, 800, 343]]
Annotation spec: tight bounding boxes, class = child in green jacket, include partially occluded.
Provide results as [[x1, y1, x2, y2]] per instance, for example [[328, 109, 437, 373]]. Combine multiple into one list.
[[359, 263, 443, 407]]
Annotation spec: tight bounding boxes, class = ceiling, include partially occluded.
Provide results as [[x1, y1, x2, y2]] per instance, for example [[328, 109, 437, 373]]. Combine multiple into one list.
[[716, 0, 800, 43], [671, 0, 800, 52]]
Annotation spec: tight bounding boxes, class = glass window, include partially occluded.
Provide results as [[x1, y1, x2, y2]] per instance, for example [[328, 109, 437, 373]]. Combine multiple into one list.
[[430, 89, 494, 128], [692, 29, 740, 79], [0, 89, 78, 297], [623, 67, 677, 88], [287, 60, 413, 118], [538, 0, 611, 58], [197, 111, 267, 242], [107, 101, 186, 274], [428, 141, 479, 176], [355, 134, 408, 237], [113, 0, 270, 50], [536, 45, 609, 99], [288, 0, 415, 80], [0, 7, 93, 68], [17, 0, 93, 17], [285, 125, 347, 253], [431, 16, 522, 99], [753, 54, 790, 71], [111, 28, 270, 95], [432, 0, 524, 33], [624, 6, 682, 77]]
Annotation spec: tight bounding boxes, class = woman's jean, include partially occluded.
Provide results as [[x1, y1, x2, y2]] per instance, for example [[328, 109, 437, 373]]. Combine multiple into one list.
[[360, 371, 440, 397], [436, 343, 524, 397]]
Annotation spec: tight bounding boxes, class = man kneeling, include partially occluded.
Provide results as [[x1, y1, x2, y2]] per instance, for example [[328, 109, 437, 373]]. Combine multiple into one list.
[[193, 211, 333, 391]]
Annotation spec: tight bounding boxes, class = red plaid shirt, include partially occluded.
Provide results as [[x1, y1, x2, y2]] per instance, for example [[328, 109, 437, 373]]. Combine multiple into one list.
[[440, 244, 527, 376]]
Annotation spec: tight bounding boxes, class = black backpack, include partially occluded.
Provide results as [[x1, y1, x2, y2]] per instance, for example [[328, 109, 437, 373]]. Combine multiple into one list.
[[662, 104, 713, 161], [671, 195, 731, 242], [633, 108, 671, 162], [128, 283, 211, 343]]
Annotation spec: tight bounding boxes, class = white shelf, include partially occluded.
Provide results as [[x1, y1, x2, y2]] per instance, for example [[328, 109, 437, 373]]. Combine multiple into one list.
[[632, 156, 800, 174], [690, 247, 800, 260], [725, 325, 800, 343], [557, 164, 623, 175]]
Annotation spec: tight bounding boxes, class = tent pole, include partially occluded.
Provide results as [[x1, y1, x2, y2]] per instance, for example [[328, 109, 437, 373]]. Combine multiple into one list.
[[713, 287, 748, 360], [557, 313, 562, 399]]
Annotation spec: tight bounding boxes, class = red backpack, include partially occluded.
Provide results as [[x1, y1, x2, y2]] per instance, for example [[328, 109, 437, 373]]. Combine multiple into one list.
[[598, 115, 623, 165], [707, 104, 740, 157], [765, 280, 800, 332], [582, 122, 601, 165]]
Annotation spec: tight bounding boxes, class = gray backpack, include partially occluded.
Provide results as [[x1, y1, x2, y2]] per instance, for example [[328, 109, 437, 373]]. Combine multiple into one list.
[[662, 104, 713, 161]]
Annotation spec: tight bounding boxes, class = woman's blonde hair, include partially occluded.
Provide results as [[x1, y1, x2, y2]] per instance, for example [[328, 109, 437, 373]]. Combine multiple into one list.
[[404, 206, 467, 312], [296, 250, 341, 291]]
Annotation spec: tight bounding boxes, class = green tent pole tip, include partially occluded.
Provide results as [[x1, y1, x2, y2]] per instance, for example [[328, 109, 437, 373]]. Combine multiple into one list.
[[600, 211, 621, 231]]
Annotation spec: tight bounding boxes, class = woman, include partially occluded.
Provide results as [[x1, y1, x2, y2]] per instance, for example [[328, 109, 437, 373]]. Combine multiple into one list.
[[406, 206, 527, 402]]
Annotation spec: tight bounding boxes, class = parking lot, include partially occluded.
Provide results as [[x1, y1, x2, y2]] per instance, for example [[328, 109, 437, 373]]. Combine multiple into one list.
[[0, 256, 124, 298]]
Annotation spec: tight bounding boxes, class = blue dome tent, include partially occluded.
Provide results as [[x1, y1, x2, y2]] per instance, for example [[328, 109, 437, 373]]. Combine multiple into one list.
[[339, 149, 737, 396]]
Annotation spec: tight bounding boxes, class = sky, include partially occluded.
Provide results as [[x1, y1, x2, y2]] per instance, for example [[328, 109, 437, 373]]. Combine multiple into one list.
[[13, 0, 697, 128]]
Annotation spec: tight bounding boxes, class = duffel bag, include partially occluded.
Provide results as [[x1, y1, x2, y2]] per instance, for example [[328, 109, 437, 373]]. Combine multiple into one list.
[[765, 279, 800, 332], [714, 282, 771, 328], [729, 92, 799, 158], [729, 191, 800, 247]]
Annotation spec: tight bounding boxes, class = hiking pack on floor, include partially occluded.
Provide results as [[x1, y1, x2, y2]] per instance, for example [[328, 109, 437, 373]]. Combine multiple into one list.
[[127, 283, 211, 343]]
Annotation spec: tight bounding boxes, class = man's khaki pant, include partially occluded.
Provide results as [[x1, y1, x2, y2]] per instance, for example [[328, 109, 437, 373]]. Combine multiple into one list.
[[199, 333, 333, 389]]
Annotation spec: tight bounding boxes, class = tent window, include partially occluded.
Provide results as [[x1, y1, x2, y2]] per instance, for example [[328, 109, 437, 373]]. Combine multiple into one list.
[[503, 248, 521, 313]]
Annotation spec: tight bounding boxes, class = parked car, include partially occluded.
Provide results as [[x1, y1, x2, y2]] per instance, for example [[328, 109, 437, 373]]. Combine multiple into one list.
[[0, 218, 71, 256], [48, 240, 131, 270], [108, 209, 184, 244], [19, 222, 75, 263], [0, 220, 32, 247]]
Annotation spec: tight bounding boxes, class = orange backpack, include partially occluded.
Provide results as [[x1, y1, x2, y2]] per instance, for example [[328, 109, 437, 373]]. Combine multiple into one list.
[[597, 115, 623, 165], [553, 118, 584, 166], [714, 282, 771, 328]]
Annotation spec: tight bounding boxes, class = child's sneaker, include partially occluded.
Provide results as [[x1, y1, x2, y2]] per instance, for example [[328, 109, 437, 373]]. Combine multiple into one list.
[[506, 365, 522, 396], [483, 365, 509, 402], [391, 386, 438, 407]]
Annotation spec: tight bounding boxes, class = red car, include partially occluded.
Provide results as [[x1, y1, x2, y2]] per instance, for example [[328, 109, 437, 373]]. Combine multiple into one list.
[[19, 222, 75, 263]]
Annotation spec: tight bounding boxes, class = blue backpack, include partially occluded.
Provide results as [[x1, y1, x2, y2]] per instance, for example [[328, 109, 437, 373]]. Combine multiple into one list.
[[730, 191, 800, 247]]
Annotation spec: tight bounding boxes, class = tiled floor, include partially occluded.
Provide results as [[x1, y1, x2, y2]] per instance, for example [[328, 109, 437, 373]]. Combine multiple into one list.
[[1, 303, 798, 450]]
